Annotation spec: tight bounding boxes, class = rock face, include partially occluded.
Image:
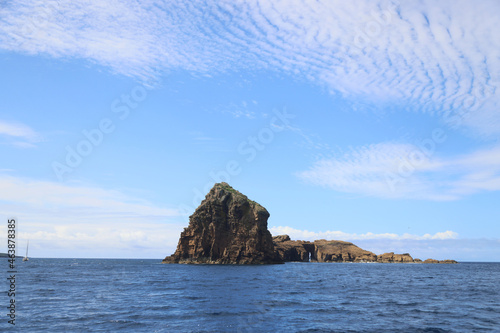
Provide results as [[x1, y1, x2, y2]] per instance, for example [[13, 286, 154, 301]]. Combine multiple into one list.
[[272, 236, 313, 262], [163, 183, 283, 264], [439, 259, 459, 264], [273, 236, 377, 262], [273, 235, 458, 264], [423, 259, 440, 264], [377, 252, 414, 263], [313, 240, 378, 262]]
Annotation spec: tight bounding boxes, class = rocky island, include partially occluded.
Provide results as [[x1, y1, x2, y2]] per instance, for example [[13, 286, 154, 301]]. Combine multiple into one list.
[[163, 183, 457, 264], [163, 182, 283, 264]]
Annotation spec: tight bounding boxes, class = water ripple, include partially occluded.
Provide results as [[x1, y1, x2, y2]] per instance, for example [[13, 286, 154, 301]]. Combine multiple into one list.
[[11, 259, 500, 332]]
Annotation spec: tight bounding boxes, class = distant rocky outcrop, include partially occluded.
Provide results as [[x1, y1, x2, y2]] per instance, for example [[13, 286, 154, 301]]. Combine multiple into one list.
[[273, 235, 458, 264], [163, 183, 283, 264], [423, 258, 440, 264], [377, 252, 414, 263], [313, 239, 378, 262], [423, 258, 458, 264], [273, 236, 377, 263], [438, 259, 458, 264]]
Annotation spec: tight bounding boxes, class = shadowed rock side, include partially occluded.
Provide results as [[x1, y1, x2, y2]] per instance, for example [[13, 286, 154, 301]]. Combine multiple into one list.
[[273, 235, 457, 264], [273, 236, 376, 262], [273, 235, 314, 262], [163, 183, 283, 264]]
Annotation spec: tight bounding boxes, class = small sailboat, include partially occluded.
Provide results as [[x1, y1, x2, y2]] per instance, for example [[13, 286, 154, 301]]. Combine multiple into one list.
[[23, 240, 29, 262]]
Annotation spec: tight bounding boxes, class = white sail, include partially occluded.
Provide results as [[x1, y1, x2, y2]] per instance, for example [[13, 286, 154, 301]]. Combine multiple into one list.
[[23, 240, 29, 261]]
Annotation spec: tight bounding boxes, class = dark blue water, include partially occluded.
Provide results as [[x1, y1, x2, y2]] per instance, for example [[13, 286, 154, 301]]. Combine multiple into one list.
[[4, 259, 500, 332]]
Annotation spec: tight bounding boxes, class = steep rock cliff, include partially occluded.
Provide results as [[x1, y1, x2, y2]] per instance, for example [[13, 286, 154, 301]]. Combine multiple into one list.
[[273, 236, 377, 262], [163, 183, 283, 264]]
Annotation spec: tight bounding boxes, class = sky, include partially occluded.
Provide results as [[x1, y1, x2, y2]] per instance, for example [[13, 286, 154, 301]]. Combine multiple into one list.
[[0, 0, 499, 261]]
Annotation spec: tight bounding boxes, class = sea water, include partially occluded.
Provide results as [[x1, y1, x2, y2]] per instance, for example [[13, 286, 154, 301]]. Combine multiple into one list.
[[4, 259, 500, 332]]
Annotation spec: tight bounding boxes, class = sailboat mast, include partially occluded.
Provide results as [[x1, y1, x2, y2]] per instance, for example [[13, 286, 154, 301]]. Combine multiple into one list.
[[23, 240, 29, 261]]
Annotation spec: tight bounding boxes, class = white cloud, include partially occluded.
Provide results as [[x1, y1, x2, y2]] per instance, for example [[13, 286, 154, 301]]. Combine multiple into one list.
[[269, 226, 459, 241], [1, 222, 183, 259], [297, 142, 500, 200], [220, 100, 257, 119], [270, 226, 500, 261], [0, 175, 182, 258], [0, 175, 179, 217], [1, 0, 499, 135], [0, 120, 41, 147]]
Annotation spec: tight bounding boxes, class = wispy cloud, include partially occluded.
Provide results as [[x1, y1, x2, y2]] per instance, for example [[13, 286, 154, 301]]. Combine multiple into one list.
[[270, 226, 459, 241], [190, 131, 223, 144], [1, 0, 498, 135], [0, 174, 182, 258], [0, 120, 41, 147], [220, 100, 258, 119], [297, 143, 500, 200], [4, 221, 184, 259], [188, 131, 232, 153], [0, 174, 179, 217]]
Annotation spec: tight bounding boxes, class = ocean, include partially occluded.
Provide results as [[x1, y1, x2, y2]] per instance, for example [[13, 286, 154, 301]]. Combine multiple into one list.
[[4, 259, 500, 332]]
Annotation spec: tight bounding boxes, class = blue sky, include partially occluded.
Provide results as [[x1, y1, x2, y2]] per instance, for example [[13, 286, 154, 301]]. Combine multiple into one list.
[[1, 0, 499, 260]]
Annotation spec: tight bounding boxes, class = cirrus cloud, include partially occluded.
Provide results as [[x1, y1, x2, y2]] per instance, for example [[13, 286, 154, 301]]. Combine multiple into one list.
[[0, 119, 42, 148], [0, 174, 182, 258], [0, 0, 499, 135], [297, 142, 500, 200]]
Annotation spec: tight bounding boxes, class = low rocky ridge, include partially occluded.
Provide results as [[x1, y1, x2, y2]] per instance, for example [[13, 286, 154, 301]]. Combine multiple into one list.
[[376, 252, 415, 263], [272, 236, 377, 263], [273, 236, 458, 264], [162, 182, 283, 264]]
